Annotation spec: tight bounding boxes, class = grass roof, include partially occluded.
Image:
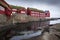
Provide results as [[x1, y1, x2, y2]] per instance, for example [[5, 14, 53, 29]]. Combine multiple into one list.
[[28, 8, 45, 13], [11, 5, 25, 9]]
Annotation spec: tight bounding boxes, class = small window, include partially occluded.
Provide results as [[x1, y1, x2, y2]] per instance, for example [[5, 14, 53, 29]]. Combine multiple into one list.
[[45, 13, 47, 15]]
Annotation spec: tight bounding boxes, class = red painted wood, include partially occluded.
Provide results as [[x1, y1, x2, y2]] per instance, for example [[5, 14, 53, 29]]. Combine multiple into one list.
[[0, 10, 5, 14], [39, 13, 45, 18], [17, 8, 26, 14], [45, 11, 50, 17], [5, 8, 12, 16]]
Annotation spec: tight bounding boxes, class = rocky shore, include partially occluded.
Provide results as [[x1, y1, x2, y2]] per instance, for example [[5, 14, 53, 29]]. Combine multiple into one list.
[[24, 23, 60, 40]]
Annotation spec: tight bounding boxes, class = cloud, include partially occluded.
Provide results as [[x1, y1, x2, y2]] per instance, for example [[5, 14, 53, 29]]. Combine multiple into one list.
[[5, 0, 60, 6], [46, 0, 60, 5]]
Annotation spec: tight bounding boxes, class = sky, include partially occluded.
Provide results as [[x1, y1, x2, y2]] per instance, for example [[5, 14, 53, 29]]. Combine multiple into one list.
[[5, 0, 60, 18]]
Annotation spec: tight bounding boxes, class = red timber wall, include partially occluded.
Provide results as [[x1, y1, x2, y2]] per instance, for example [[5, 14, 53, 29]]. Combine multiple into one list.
[[39, 12, 45, 18], [12, 9, 17, 13], [17, 8, 27, 14], [45, 11, 50, 18], [0, 10, 5, 14], [27, 8, 50, 18], [27, 8, 39, 17], [27, 8, 46, 18], [5, 8, 12, 16]]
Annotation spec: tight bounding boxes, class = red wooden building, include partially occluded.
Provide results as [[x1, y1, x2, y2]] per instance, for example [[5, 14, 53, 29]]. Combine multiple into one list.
[[45, 10, 50, 18], [11, 5, 27, 14], [27, 8, 47, 19], [17, 8, 26, 14], [0, 0, 12, 17]]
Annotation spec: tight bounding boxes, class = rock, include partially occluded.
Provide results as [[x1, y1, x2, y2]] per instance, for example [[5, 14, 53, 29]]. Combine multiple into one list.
[[13, 14, 29, 23], [0, 14, 7, 26]]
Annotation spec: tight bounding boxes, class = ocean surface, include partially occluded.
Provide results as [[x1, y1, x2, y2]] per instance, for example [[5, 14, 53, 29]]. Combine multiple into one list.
[[50, 19, 60, 24]]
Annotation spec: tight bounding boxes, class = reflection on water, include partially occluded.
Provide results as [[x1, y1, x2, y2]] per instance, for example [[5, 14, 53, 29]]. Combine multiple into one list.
[[10, 19, 60, 40], [50, 19, 60, 25], [11, 19, 60, 31]]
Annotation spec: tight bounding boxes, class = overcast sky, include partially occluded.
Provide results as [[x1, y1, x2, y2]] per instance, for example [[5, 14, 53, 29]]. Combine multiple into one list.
[[5, 0, 60, 18]]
